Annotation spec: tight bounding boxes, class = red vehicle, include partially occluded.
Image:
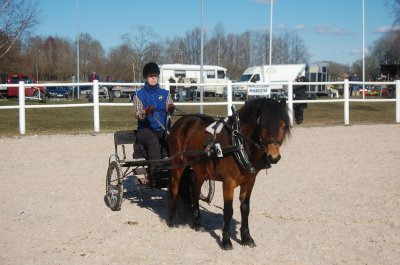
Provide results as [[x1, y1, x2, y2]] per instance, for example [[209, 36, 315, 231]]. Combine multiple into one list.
[[0, 73, 46, 99]]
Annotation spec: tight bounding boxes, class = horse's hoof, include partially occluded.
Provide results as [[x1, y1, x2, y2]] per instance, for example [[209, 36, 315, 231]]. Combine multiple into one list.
[[166, 218, 176, 228], [221, 240, 233, 250], [241, 239, 257, 248]]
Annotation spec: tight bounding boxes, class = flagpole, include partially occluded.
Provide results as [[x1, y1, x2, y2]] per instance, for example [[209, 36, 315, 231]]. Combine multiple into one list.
[[200, 0, 204, 113], [269, 0, 273, 66], [76, 0, 80, 99], [362, 0, 365, 100]]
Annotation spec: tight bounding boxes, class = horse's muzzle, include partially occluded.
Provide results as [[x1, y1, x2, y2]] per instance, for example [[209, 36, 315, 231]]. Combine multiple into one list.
[[268, 154, 281, 164]]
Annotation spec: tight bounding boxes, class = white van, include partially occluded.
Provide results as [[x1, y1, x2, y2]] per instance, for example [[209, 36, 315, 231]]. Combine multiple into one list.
[[159, 64, 228, 97], [233, 64, 306, 98]]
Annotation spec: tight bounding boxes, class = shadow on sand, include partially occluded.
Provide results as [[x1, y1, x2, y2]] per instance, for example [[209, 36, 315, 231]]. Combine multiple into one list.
[[119, 174, 240, 248]]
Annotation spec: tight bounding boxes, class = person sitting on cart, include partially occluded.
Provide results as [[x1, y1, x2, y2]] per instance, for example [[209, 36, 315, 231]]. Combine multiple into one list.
[[132, 62, 175, 188]]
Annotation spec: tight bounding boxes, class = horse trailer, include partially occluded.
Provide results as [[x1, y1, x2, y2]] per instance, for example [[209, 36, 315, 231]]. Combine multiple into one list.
[[305, 63, 330, 98]]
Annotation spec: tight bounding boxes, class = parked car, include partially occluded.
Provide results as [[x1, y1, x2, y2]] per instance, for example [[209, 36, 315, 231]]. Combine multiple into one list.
[[70, 85, 92, 98], [382, 86, 395, 98], [363, 85, 382, 96], [46, 86, 70, 99], [0, 73, 46, 102], [110, 80, 137, 98]]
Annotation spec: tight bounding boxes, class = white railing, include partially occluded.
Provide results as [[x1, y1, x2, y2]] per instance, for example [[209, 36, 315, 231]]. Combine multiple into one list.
[[0, 79, 399, 135]]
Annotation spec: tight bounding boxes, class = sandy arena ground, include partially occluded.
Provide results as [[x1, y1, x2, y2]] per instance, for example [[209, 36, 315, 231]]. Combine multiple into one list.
[[1, 124, 399, 265]]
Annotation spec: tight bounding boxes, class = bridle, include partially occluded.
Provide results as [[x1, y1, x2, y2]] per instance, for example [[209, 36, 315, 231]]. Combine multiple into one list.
[[256, 116, 283, 151]]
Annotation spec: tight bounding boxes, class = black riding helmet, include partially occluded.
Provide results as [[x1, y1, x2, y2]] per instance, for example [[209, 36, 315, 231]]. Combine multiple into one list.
[[142, 62, 160, 78]]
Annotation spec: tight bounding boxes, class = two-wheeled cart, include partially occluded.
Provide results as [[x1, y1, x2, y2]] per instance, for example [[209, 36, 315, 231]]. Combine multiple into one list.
[[105, 130, 215, 211]]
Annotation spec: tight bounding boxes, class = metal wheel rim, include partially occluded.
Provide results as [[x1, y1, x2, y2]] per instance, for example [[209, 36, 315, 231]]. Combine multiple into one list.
[[107, 165, 120, 205]]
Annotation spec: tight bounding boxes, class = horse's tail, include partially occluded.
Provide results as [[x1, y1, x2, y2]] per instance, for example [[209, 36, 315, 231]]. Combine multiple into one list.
[[179, 167, 194, 205]]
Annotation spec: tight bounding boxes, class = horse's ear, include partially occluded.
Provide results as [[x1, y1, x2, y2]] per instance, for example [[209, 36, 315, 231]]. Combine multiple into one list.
[[280, 98, 286, 107]]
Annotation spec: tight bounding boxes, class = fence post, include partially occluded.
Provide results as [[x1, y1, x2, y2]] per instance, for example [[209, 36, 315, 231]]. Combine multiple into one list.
[[227, 80, 232, 116], [93, 80, 100, 132], [344, 79, 350, 125], [396, 80, 400, 123], [18, 81, 26, 135], [287, 80, 294, 126]]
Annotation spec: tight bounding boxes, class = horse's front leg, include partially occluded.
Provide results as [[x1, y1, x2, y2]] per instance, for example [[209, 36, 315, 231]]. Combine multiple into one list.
[[239, 181, 256, 248], [222, 182, 235, 250]]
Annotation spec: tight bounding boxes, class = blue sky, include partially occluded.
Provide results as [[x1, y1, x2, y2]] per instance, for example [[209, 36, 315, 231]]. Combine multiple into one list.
[[34, 0, 397, 65]]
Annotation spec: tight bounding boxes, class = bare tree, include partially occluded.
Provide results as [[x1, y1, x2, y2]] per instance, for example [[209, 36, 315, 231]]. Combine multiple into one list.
[[164, 36, 187, 64], [0, 0, 39, 59], [328, 61, 350, 80], [205, 23, 226, 66], [21, 36, 76, 81], [372, 31, 400, 65], [250, 30, 267, 66], [122, 25, 159, 79], [386, 0, 400, 26], [78, 33, 105, 81], [288, 32, 310, 64], [105, 44, 135, 81], [1, 17, 315, 82], [223, 33, 244, 79], [183, 27, 201, 64]]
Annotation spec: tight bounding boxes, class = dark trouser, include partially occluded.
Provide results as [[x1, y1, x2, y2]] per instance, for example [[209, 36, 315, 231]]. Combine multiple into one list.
[[185, 88, 191, 100], [136, 127, 167, 160], [170, 87, 176, 100], [136, 127, 167, 188], [294, 103, 307, 124]]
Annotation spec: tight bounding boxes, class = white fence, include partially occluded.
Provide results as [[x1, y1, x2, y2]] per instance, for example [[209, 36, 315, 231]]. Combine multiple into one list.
[[0, 79, 399, 135]]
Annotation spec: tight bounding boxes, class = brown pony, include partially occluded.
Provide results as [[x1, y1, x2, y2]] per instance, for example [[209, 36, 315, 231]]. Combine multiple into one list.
[[167, 98, 290, 250]]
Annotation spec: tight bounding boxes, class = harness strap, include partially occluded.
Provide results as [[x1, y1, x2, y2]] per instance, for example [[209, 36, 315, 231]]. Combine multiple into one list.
[[229, 107, 257, 173]]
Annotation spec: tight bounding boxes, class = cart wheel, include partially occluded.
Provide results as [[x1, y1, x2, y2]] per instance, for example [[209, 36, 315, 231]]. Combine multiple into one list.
[[106, 161, 123, 211], [199, 179, 215, 203], [113, 90, 121, 98]]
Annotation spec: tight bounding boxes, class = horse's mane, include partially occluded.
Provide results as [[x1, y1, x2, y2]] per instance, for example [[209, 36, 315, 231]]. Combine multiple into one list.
[[239, 98, 291, 140]]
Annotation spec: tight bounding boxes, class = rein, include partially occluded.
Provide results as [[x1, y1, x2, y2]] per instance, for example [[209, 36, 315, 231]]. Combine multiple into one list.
[[173, 107, 224, 120]]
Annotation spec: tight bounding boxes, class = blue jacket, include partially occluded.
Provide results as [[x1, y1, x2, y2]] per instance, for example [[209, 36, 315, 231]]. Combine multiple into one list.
[[137, 83, 169, 131]]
